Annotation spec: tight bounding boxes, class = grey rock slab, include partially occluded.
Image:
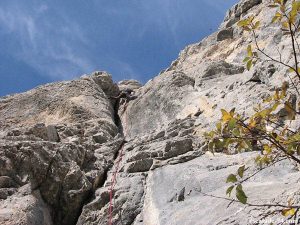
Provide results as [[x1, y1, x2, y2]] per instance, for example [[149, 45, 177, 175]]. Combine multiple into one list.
[[0, 185, 53, 225], [140, 152, 300, 225], [121, 71, 196, 138]]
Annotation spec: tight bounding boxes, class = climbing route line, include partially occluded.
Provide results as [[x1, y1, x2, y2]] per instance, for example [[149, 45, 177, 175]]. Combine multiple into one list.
[[108, 101, 130, 225], [108, 140, 126, 225]]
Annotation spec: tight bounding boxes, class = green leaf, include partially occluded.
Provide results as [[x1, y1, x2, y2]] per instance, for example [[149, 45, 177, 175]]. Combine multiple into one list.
[[237, 19, 249, 27], [232, 128, 240, 136], [290, 133, 300, 141], [228, 118, 237, 131], [253, 21, 260, 29], [243, 57, 250, 62], [289, 68, 295, 73], [247, 45, 253, 57], [215, 139, 224, 149], [246, 60, 253, 71], [226, 185, 235, 197], [216, 122, 222, 132], [236, 184, 247, 204], [263, 145, 272, 154], [237, 165, 245, 178], [272, 15, 280, 23], [226, 174, 237, 183]]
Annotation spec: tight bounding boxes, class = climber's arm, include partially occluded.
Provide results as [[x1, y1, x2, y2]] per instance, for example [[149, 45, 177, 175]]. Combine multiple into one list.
[[109, 93, 121, 99]]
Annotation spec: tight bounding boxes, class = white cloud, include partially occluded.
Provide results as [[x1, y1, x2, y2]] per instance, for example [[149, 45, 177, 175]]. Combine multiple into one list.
[[0, 3, 94, 79], [0, 0, 238, 83]]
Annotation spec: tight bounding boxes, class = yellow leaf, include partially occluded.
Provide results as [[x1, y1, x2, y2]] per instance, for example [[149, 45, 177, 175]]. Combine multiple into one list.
[[275, 12, 282, 18], [282, 208, 296, 217], [248, 118, 256, 128], [282, 21, 289, 29], [221, 109, 232, 122], [263, 145, 272, 154]]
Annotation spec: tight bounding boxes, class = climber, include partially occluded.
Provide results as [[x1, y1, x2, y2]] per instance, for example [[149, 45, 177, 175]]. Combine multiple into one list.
[[109, 88, 137, 118], [110, 88, 137, 105]]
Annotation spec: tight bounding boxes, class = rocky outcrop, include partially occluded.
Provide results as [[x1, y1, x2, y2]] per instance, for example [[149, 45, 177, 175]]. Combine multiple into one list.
[[118, 80, 142, 92], [1, 0, 300, 225], [0, 72, 123, 225]]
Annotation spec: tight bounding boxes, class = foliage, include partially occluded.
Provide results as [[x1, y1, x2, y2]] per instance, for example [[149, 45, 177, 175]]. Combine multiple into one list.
[[205, 0, 300, 218]]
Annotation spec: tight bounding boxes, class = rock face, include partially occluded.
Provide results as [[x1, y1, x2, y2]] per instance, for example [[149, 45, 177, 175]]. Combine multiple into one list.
[[0, 72, 122, 225], [1, 0, 300, 225]]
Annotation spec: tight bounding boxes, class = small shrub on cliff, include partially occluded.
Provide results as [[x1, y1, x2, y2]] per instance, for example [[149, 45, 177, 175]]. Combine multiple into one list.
[[205, 0, 300, 219]]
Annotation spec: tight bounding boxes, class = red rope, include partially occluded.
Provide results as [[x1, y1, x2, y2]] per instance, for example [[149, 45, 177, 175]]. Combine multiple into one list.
[[108, 141, 126, 225], [108, 101, 130, 225]]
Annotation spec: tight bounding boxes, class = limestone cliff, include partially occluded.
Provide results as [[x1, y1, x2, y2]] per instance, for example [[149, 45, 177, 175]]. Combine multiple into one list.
[[1, 0, 300, 225]]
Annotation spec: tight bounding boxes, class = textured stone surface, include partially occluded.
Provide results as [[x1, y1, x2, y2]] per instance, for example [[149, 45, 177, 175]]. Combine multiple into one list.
[[140, 152, 300, 225], [118, 80, 142, 92], [0, 72, 122, 225]]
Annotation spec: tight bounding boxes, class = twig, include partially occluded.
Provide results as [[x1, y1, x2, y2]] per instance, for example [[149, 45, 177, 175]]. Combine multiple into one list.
[[240, 156, 286, 184], [198, 191, 300, 209]]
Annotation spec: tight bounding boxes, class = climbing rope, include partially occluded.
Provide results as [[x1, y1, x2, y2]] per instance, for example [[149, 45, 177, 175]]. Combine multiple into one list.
[[108, 140, 126, 225], [108, 102, 129, 225]]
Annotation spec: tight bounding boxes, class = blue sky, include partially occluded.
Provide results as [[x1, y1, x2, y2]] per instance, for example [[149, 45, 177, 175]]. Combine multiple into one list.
[[0, 0, 238, 96]]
